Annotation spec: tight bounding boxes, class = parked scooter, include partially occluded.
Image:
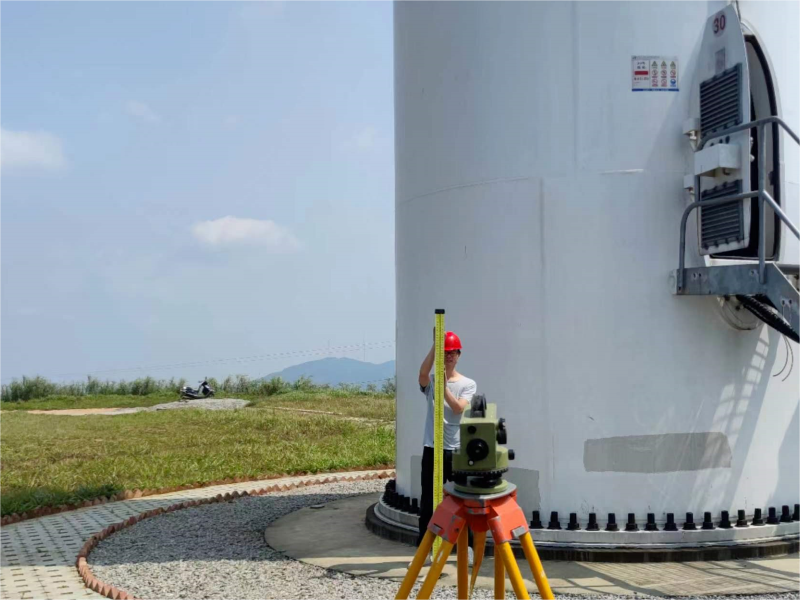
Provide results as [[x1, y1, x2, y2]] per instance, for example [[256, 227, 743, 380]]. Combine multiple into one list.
[[179, 379, 215, 401]]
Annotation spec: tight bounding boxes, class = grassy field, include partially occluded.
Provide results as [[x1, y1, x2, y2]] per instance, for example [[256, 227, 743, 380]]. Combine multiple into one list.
[[248, 391, 394, 421], [0, 393, 178, 412], [0, 406, 395, 516], [0, 390, 395, 421]]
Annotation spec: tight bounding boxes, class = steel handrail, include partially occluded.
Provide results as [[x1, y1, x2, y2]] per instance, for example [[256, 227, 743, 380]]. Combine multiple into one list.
[[677, 118, 800, 292], [697, 116, 800, 150]]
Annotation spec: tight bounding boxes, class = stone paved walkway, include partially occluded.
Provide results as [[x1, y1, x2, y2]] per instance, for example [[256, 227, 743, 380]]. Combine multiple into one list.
[[268, 493, 800, 597], [0, 469, 392, 600]]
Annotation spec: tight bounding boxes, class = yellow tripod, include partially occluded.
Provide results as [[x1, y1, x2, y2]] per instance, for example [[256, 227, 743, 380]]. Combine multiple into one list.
[[396, 482, 554, 600]]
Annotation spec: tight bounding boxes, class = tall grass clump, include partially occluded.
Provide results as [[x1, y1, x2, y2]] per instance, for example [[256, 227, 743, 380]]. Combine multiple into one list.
[[1, 374, 397, 403], [1, 376, 58, 403], [1, 375, 186, 403]]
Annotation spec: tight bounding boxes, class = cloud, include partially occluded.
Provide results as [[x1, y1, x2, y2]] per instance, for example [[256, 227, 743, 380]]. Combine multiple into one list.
[[1, 129, 66, 171], [125, 100, 160, 123], [191, 216, 301, 251]]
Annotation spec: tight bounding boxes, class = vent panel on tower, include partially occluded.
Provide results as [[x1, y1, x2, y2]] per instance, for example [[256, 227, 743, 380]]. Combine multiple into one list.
[[700, 64, 743, 139], [700, 180, 744, 250]]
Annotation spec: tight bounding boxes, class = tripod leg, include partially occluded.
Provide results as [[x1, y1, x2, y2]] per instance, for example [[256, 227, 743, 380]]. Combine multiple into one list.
[[396, 530, 435, 599], [494, 544, 505, 599], [518, 532, 554, 600], [496, 542, 530, 600], [468, 530, 486, 599], [457, 527, 468, 599], [417, 539, 455, 599]]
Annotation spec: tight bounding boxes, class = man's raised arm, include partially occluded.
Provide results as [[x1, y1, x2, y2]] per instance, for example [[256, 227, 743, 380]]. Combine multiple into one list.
[[443, 385, 470, 414], [418, 343, 435, 389]]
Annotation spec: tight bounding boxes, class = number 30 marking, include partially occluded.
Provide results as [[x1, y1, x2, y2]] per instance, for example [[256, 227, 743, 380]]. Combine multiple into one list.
[[713, 13, 726, 35]]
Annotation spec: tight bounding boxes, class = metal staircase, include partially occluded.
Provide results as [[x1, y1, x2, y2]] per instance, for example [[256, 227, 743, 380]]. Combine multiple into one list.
[[672, 116, 800, 342]]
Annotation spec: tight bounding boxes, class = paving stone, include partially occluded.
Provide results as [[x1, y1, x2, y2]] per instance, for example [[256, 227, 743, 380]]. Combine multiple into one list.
[[0, 470, 389, 600]]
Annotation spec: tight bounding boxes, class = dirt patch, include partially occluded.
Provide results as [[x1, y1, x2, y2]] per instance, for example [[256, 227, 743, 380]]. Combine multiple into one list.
[[26, 408, 139, 416], [26, 398, 249, 416]]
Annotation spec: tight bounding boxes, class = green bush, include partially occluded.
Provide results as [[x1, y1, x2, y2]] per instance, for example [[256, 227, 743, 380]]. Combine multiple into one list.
[[382, 377, 397, 396], [1, 376, 57, 403], [1, 372, 394, 403], [258, 377, 289, 396]]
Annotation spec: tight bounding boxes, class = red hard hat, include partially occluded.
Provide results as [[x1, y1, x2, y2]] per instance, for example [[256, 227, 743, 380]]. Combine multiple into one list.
[[444, 331, 462, 351]]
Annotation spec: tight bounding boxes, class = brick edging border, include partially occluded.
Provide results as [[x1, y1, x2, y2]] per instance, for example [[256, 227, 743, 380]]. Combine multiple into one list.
[[0, 464, 394, 526], [75, 470, 395, 600]]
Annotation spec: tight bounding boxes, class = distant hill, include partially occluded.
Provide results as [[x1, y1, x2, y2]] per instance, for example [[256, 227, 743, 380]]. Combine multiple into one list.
[[263, 357, 395, 387]]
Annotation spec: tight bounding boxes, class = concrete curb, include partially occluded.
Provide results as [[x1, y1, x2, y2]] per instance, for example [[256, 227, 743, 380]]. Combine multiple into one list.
[[76, 470, 395, 600], [366, 502, 800, 563]]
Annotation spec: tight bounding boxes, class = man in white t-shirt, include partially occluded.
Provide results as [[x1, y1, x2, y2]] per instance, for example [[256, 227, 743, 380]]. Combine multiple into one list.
[[417, 330, 477, 547]]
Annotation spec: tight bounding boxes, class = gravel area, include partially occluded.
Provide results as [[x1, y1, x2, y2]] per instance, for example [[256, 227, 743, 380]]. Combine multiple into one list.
[[145, 398, 250, 412], [82, 398, 252, 416], [89, 480, 800, 600]]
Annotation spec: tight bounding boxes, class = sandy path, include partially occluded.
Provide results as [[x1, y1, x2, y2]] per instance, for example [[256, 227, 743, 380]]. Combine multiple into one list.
[[26, 408, 134, 416], [23, 398, 248, 416]]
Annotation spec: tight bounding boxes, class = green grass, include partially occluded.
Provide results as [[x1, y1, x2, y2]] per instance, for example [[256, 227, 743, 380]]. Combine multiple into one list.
[[247, 391, 395, 421], [0, 409, 395, 516], [0, 393, 179, 412], [0, 390, 396, 421]]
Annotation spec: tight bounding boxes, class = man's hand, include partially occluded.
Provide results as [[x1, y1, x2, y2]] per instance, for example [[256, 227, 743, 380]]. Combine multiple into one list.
[[443, 384, 469, 414]]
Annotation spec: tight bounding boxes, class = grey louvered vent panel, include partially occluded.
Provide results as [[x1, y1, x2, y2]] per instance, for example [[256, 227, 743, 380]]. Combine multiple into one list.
[[700, 64, 743, 139], [700, 180, 744, 250]]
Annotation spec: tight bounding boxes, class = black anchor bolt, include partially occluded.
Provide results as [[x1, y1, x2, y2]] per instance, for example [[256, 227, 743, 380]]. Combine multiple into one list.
[[586, 513, 599, 531], [702, 512, 715, 530], [645, 513, 659, 531], [529, 511, 543, 529], [752, 508, 765, 525], [567, 513, 581, 531], [780, 506, 792, 523], [664, 513, 678, 531], [719, 511, 732, 529], [767, 507, 779, 525], [625, 513, 639, 532], [410, 498, 419, 514], [605, 513, 619, 532], [736, 509, 749, 527], [548, 511, 562, 530], [683, 512, 697, 531]]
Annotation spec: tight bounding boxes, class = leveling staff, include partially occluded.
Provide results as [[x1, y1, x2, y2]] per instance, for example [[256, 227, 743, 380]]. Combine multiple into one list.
[[417, 330, 476, 546]]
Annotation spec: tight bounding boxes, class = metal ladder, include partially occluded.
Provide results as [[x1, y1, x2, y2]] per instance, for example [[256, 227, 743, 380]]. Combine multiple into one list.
[[672, 116, 800, 340]]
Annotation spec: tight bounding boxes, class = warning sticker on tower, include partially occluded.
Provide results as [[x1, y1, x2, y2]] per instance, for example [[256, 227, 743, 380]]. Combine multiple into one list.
[[632, 56, 678, 92]]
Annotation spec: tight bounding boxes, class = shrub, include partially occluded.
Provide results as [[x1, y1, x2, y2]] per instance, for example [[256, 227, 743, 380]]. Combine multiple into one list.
[[1, 372, 395, 402]]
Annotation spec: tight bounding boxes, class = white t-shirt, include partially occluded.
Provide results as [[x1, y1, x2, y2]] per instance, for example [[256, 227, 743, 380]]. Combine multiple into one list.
[[421, 374, 477, 450]]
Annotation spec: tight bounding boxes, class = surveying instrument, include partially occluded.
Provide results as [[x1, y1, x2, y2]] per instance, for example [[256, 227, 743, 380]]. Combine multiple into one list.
[[396, 311, 553, 600]]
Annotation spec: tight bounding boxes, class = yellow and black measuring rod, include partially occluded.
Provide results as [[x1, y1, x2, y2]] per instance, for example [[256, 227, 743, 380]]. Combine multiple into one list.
[[432, 308, 445, 558]]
